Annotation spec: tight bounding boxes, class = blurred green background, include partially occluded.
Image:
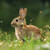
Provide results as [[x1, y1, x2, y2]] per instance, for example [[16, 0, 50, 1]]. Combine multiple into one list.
[[0, 0, 50, 31]]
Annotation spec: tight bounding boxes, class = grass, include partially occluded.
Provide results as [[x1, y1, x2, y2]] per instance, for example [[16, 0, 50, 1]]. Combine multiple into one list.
[[0, 25, 50, 50]]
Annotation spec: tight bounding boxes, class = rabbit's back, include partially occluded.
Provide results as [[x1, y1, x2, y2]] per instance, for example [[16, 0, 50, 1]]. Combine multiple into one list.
[[21, 25, 41, 38], [22, 25, 40, 34]]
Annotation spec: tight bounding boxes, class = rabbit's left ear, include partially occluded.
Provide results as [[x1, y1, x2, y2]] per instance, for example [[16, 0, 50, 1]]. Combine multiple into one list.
[[19, 8, 23, 16]]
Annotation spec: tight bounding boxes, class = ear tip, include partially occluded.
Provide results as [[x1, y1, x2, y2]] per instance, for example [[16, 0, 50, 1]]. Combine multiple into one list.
[[24, 8, 27, 10], [20, 8, 23, 10], [20, 8, 27, 10]]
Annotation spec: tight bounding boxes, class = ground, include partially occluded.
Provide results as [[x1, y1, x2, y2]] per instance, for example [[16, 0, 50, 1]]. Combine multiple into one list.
[[0, 29, 50, 50]]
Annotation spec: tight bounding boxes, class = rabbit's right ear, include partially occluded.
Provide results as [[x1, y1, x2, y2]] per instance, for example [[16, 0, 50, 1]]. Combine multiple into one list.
[[24, 8, 27, 14]]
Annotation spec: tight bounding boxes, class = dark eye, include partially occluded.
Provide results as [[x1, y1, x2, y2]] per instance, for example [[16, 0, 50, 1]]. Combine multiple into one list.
[[16, 19, 18, 22]]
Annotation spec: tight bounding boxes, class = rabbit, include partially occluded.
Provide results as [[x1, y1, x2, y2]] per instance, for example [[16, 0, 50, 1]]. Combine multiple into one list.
[[11, 8, 44, 41]]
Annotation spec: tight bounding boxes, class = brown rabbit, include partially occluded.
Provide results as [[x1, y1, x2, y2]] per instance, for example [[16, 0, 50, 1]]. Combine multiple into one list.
[[11, 8, 44, 41]]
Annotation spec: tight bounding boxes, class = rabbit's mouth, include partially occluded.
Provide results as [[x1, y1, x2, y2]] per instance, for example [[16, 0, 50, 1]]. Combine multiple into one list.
[[11, 24, 24, 27], [11, 24, 16, 27]]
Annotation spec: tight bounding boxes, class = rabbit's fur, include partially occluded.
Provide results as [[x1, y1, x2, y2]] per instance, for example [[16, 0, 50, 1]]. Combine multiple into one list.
[[11, 8, 44, 41]]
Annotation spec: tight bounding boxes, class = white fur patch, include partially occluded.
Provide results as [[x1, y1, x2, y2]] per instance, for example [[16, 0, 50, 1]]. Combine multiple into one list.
[[15, 27, 21, 40]]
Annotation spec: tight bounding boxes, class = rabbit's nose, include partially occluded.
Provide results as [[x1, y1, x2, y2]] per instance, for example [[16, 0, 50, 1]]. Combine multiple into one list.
[[11, 22, 16, 25], [11, 22, 13, 25]]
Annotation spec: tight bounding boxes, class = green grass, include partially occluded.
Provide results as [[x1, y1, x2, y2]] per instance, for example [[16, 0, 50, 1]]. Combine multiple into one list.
[[0, 27, 50, 50]]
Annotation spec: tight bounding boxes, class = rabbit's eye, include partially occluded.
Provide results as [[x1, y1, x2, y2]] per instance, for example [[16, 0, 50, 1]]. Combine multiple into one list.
[[16, 19, 18, 22]]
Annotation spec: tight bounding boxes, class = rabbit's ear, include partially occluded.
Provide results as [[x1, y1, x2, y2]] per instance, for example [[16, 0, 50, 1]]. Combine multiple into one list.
[[19, 8, 23, 16], [21, 8, 27, 18], [24, 8, 27, 14], [19, 8, 27, 19]]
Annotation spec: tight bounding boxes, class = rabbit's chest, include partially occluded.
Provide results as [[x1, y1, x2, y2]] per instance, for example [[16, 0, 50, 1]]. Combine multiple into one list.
[[15, 28, 26, 36]]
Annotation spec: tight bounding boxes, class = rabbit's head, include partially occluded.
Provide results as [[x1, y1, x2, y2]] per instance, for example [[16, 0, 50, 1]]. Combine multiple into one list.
[[11, 8, 27, 27]]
